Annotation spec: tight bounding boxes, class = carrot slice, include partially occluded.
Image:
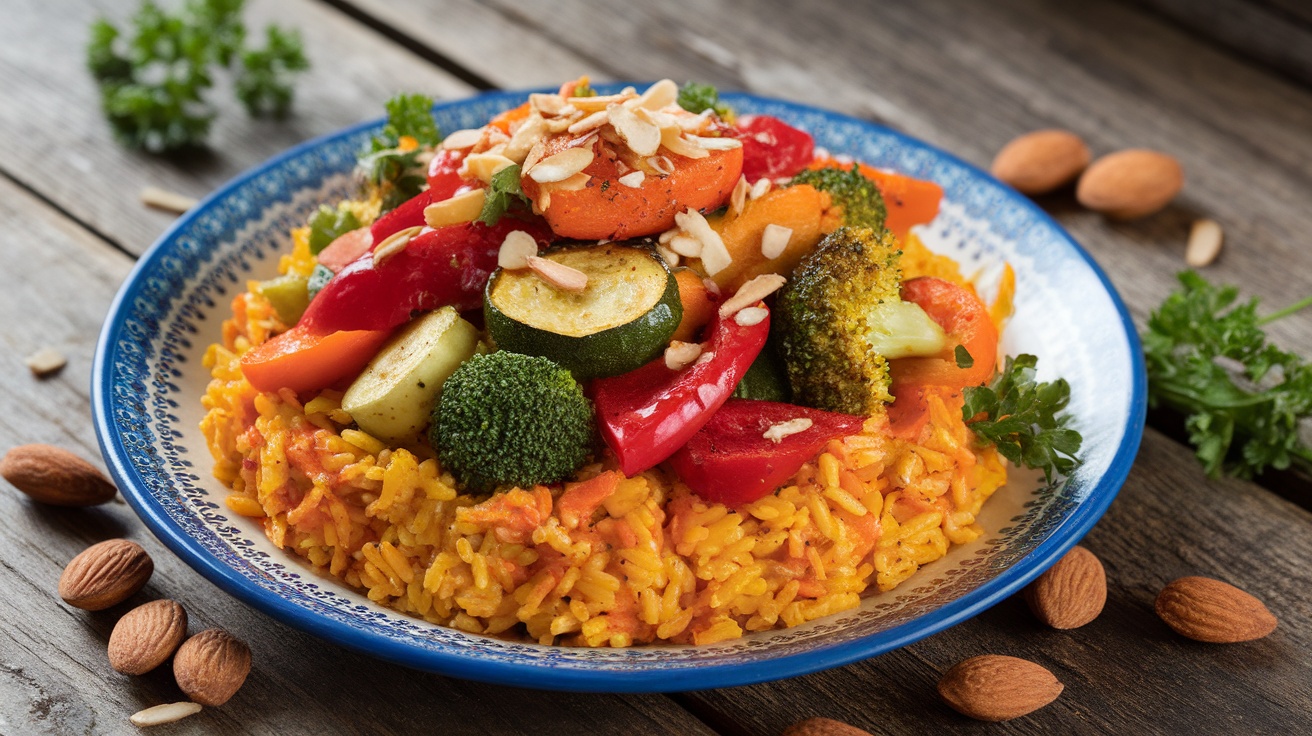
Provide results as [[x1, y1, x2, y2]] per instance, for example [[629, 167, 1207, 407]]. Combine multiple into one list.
[[671, 268, 717, 342], [239, 325, 391, 394]]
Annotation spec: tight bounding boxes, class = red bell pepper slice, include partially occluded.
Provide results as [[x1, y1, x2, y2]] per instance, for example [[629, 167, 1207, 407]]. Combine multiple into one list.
[[367, 150, 475, 245], [299, 215, 553, 334], [592, 305, 771, 477], [239, 324, 392, 394], [669, 399, 866, 506], [735, 115, 815, 183]]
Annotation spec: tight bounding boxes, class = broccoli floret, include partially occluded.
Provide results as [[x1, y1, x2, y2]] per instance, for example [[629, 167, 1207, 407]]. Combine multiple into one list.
[[431, 352, 593, 492], [790, 166, 887, 231], [775, 226, 903, 415]]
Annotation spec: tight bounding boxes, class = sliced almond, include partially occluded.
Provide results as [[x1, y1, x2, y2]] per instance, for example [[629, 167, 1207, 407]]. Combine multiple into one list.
[[569, 92, 636, 112], [675, 208, 731, 275], [129, 702, 203, 728], [618, 171, 645, 188], [719, 274, 787, 317], [504, 113, 547, 163], [658, 227, 679, 244], [529, 93, 569, 116], [371, 225, 424, 267], [668, 234, 703, 258], [655, 244, 680, 267], [522, 140, 548, 174], [528, 147, 595, 183], [689, 135, 743, 151], [647, 155, 675, 176], [545, 112, 584, 133], [636, 107, 680, 131], [761, 224, 794, 259], [1186, 218, 1223, 267], [567, 110, 609, 135], [664, 341, 703, 370], [733, 306, 768, 326], [498, 231, 540, 270], [660, 127, 710, 159], [25, 347, 67, 377], [553, 171, 592, 192], [441, 128, 486, 150], [609, 106, 662, 157], [729, 175, 749, 217], [461, 152, 517, 184], [526, 256, 588, 292], [677, 110, 713, 132], [423, 190, 486, 229], [636, 79, 678, 110], [750, 178, 772, 200], [763, 418, 813, 443], [139, 186, 197, 214]]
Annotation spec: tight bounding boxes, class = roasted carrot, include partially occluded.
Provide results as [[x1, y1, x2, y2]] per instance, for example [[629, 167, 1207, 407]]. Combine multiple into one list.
[[488, 102, 531, 136], [809, 157, 943, 237], [239, 325, 391, 394], [707, 183, 835, 289], [671, 268, 717, 342]]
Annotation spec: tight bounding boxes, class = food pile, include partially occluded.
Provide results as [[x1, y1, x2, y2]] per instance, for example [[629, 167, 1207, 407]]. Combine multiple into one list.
[[199, 78, 1079, 646]]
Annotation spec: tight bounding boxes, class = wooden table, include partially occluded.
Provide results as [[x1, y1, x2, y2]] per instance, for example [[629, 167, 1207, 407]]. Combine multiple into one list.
[[2, 1, 1310, 733]]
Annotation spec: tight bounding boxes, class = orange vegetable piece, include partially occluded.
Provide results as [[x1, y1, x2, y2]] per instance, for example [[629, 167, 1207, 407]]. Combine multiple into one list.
[[707, 184, 836, 290], [488, 102, 531, 136], [239, 325, 391, 394], [809, 157, 943, 237], [556, 471, 621, 529], [671, 268, 717, 342], [522, 135, 743, 240], [890, 277, 998, 389]]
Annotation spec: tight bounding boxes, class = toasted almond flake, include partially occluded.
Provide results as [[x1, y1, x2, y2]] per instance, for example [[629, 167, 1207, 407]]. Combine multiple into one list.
[[460, 152, 517, 184], [553, 171, 592, 192], [694, 349, 717, 365], [647, 155, 675, 176], [690, 135, 743, 151], [545, 112, 585, 133], [635, 106, 680, 131], [1186, 218, 1224, 267], [618, 171, 645, 188], [521, 140, 548, 176], [498, 230, 540, 270], [25, 347, 67, 377], [139, 186, 197, 214], [675, 209, 731, 274], [569, 92, 636, 112], [477, 126, 511, 151], [567, 110, 609, 134], [763, 418, 813, 443], [658, 227, 679, 244], [371, 225, 424, 267], [664, 340, 703, 370], [677, 110, 713, 132], [760, 224, 794, 259], [442, 128, 486, 150], [130, 702, 203, 727], [703, 278, 722, 297], [749, 177, 772, 200], [504, 114, 547, 163], [528, 147, 595, 183], [535, 190, 551, 212], [423, 188, 487, 229], [610, 106, 662, 157], [655, 243, 680, 267], [660, 128, 710, 159], [729, 176, 749, 217], [527, 256, 588, 292], [637, 79, 679, 110], [719, 274, 787, 317], [529, 93, 569, 116], [734, 306, 768, 326], [668, 234, 703, 258]]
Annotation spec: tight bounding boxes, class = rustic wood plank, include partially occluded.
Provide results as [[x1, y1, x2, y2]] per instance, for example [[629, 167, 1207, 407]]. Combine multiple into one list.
[[0, 176, 715, 735], [685, 427, 1312, 735], [0, 0, 474, 257]]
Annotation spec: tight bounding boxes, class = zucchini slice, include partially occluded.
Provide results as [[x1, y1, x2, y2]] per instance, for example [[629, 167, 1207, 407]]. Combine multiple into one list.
[[485, 243, 682, 379]]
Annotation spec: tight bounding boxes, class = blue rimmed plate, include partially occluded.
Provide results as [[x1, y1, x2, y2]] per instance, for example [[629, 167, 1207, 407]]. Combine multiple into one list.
[[93, 86, 1146, 692]]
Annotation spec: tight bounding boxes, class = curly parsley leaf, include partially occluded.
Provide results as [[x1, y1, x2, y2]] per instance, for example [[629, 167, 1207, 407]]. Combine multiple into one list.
[[357, 93, 440, 211], [477, 165, 529, 226], [677, 81, 734, 120], [963, 354, 1083, 484], [235, 25, 309, 118], [1143, 271, 1312, 479], [306, 204, 362, 254]]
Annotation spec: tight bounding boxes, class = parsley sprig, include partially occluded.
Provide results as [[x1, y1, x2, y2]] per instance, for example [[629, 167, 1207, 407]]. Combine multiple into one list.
[[677, 81, 734, 121], [357, 93, 442, 211], [477, 165, 530, 226], [87, 0, 308, 152], [1143, 271, 1312, 479], [963, 354, 1083, 484]]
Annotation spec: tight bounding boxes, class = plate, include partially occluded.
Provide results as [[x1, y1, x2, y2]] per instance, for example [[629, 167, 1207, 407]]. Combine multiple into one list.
[[93, 86, 1146, 692]]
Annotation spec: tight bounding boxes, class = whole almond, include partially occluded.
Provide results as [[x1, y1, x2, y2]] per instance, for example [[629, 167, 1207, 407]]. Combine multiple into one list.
[[1155, 576, 1277, 643], [1076, 149, 1184, 219], [109, 599, 188, 675], [59, 539, 153, 610], [783, 717, 873, 736], [174, 629, 251, 706], [937, 654, 1063, 721], [1023, 545, 1106, 629], [990, 129, 1091, 195], [0, 444, 117, 506]]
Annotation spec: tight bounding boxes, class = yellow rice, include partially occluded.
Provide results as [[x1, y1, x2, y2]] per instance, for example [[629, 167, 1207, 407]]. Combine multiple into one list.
[[199, 224, 1008, 646]]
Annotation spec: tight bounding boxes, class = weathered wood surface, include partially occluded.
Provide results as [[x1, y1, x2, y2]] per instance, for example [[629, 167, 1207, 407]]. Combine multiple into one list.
[[0, 176, 714, 735], [2, 0, 1312, 734]]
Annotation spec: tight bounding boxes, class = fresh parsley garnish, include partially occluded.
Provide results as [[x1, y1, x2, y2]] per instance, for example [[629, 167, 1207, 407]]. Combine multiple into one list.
[[963, 354, 1083, 484], [477, 165, 529, 226], [955, 345, 974, 369], [1143, 271, 1312, 479], [306, 204, 361, 255], [357, 93, 441, 211], [677, 81, 734, 120], [87, 0, 308, 152]]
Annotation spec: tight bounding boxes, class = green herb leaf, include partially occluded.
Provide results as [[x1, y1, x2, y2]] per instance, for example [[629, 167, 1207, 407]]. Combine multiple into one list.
[[963, 353, 1083, 484], [477, 165, 529, 226], [307, 204, 362, 255], [677, 81, 733, 119], [235, 25, 309, 118], [380, 93, 440, 147], [358, 93, 441, 211], [955, 345, 974, 369], [1143, 271, 1312, 478]]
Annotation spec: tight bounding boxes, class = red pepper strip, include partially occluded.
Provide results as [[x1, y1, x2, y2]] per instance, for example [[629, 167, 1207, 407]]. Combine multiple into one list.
[[734, 115, 815, 183], [669, 399, 866, 506], [368, 150, 474, 244], [239, 324, 392, 394], [299, 215, 554, 334], [591, 305, 770, 477], [316, 227, 372, 273]]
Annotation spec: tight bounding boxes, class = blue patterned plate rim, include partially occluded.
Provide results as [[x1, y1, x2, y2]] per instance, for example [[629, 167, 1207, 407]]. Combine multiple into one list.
[[93, 85, 1147, 692]]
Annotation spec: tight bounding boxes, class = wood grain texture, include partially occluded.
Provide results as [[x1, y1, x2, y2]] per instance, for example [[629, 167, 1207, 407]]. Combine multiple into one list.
[[0, 156, 711, 736], [0, 0, 474, 257], [1129, 0, 1312, 86], [686, 429, 1312, 735]]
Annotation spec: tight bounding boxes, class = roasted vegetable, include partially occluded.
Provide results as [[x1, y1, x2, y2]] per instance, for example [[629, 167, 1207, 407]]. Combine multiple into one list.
[[789, 165, 887, 232], [431, 352, 593, 492]]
